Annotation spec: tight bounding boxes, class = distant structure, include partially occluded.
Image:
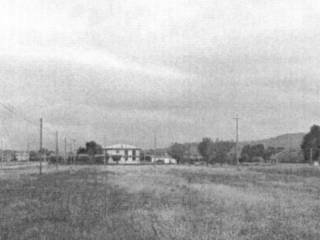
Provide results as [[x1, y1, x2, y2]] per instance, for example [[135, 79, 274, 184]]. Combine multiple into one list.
[[144, 153, 177, 164], [15, 151, 29, 161], [0, 150, 16, 162], [103, 144, 141, 164], [183, 144, 203, 163]]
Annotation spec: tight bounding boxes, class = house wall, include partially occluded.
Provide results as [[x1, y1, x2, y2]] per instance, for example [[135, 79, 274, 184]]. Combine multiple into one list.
[[104, 148, 141, 164], [150, 156, 177, 164], [15, 152, 29, 161]]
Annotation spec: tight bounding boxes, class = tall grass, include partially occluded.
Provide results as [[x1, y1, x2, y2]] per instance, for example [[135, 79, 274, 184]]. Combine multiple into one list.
[[1, 165, 320, 239]]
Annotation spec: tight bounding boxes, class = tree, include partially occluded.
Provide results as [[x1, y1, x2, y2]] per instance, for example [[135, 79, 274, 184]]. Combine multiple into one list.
[[240, 145, 251, 162], [167, 143, 185, 164], [85, 141, 103, 156], [251, 144, 265, 159], [212, 141, 234, 165], [264, 146, 276, 161], [29, 151, 40, 161], [301, 125, 320, 162], [77, 147, 87, 154], [198, 138, 215, 165], [240, 144, 265, 162], [77, 141, 103, 163]]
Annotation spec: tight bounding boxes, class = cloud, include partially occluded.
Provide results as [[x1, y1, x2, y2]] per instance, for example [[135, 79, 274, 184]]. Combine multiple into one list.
[[0, 0, 320, 149]]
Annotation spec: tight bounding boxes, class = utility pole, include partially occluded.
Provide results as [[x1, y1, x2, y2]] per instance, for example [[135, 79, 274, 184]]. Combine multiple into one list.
[[233, 115, 240, 166], [1, 139, 3, 169], [64, 137, 67, 164], [27, 140, 30, 161], [39, 118, 43, 175], [72, 139, 76, 165], [68, 141, 73, 170], [154, 131, 157, 150], [68, 139, 76, 165], [55, 131, 59, 169], [103, 136, 107, 165], [310, 148, 313, 164], [69, 141, 72, 162]]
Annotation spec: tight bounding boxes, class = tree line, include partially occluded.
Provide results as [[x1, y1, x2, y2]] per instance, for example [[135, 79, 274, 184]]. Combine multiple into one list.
[[168, 138, 235, 165], [28, 124, 320, 165], [240, 144, 284, 163]]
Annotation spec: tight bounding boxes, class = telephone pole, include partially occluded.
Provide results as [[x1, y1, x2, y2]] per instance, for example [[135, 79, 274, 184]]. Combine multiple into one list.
[[64, 137, 67, 163], [154, 131, 157, 150], [72, 139, 76, 164], [27, 140, 30, 161], [1, 139, 3, 169], [55, 131, 59, 169], [39, 118, 43, 175], [233, 115, 240, 165]]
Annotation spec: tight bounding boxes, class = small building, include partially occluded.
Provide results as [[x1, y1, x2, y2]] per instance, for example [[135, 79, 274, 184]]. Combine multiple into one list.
[[1, 150, 15, 162], [15, 151, 29, 161], [144, 152, 177, 164], [151, 155, 177, 164], [103, 144, 141, 164]]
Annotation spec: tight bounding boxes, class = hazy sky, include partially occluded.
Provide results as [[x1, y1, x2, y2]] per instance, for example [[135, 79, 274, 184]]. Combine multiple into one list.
[[1, 0, 320, 150]]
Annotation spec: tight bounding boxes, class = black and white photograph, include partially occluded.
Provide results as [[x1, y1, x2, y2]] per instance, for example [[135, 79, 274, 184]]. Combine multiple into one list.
[[1, 0, 320, 239]]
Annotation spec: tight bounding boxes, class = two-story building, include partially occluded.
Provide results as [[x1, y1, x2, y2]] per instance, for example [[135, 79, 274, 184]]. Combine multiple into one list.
[[103, 144, 141, 164]]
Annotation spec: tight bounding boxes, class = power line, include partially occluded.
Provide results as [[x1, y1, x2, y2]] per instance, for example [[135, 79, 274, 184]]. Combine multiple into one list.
[[0, 102, 37, 126], [0, 102, 56, 136], [0, 102, 79, 155]]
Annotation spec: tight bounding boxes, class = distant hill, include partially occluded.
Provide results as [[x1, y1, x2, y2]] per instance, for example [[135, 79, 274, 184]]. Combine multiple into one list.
[[241, 133, 305, 150]]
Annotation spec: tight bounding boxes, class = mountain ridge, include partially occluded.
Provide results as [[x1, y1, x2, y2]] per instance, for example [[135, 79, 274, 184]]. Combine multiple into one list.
[[241, 132, 305, 150]]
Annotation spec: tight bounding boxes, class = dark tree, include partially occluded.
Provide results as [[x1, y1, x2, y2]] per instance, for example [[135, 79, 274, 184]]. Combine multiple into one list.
[[301, 125, 320, 162], [212, 141, 234, 165], [76, 141, 103, 163], [168, 143, 185, 164], [240, 144, 265, 162], [77, 147, 87, 154], [85, 141, 103, 156], [240, 145, 251, 162], [264, 146, 276, 160], [29, 151, 40, 161], [251, 144, 265, 158], [198, 138, 215, 165]]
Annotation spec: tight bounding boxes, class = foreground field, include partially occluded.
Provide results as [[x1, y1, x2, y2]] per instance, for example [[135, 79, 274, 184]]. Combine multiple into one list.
[[1, 164, 320, 240]]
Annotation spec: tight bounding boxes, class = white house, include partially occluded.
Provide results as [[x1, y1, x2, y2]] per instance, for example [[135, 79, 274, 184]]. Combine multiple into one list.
[[147, 154, 177, 164], [15, 151, 29, 161], [103, 144, 141, 164]]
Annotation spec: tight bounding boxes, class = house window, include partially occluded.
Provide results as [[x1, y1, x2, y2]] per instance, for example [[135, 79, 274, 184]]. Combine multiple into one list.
[[132, 150, 136, 161]]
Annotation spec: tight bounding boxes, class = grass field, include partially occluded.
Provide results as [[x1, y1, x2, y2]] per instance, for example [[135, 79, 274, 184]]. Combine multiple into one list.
[[1, 164, 320, 240]]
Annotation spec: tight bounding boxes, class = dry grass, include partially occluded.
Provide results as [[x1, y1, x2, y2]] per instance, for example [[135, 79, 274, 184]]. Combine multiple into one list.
[[1, 164, 320, 239]]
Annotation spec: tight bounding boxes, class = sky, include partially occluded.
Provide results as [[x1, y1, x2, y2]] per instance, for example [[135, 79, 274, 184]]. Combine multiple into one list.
[[0, 0, 320, 150]]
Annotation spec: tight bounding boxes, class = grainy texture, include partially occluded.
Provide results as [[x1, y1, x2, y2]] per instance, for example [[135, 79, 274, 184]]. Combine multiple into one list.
[[1, 164, 320, 240]]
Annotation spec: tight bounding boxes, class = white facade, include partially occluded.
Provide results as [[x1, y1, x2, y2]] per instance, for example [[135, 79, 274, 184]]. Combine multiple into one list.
[[15, 151, 29, 161], [150, 155, 177, 164], [103, 144, 141, 164]]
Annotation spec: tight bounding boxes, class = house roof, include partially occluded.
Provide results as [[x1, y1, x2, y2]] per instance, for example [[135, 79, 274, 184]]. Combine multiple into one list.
[[103, 144, 140, 150]]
